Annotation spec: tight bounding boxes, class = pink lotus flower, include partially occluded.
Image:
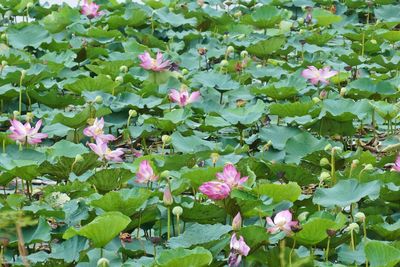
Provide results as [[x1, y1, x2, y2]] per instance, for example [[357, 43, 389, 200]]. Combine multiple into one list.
[[199, 181, 231, 200], [138, 51, 171, 72], [301, 66, 338, 85], [88, 140, 124, 162], [266, 210, 298, 235], [392, 155, 400, 172], [81, 0, 101, 18], [9, 119, 48, 145], [163, 186, 173, 206], [216, 164, 248, 189], [136, 160, 158, 183], [83, 117, 116, 143], [228, 233, 250, 267], [169, 89, 201, 107]]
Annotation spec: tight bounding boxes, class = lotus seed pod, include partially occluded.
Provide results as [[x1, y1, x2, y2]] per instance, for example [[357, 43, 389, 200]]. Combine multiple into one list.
[[220, 59, 229, 67], [128, 109, 137, 117], [370, 39, 377, 45], [354, 212, 366, 222], [75, 154, 84, 163], [312, 97, 321, 103], [1, 60, 7, 66], [332, 146, 342, 153], [162, 135, 172, 144], [340, 87, 347, 96], [182, 68, 189, 75], [119, 65, 128, 73], [319, 171, 331, 181], [13, 110, 20, 118], [297, 211, 309, 222], [234, 11, 242, 18], [226, 46, 234, 54], [320, 158, 330, 167], [240, 50, 248, 58], [232, 212, 242, 231], [319, 90, 327, 99], [364, 164, 374, 171], [210, 152, 220, 164], [347, 222, 359, 232], [115, 76, 123, 83], [25, 112, 34, 122], [0, 33, 6, 41], [172, 206, 183, 216], [97, 258, 110, 267], [160, 170, 170, 179], [297, 17, 304, 25], [324, 144, 332, 151], [94, 95, 103, 104], [20, 70, 27, 79]]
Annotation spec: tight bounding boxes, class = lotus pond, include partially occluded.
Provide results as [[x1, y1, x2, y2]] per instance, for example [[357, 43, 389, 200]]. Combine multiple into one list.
[[0, 0, 400, 266]]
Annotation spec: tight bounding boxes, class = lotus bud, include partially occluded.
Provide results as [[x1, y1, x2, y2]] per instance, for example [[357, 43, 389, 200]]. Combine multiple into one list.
[[182, 68, 189, 75], [234, 11, 242, 18], [20, 69, 26, 79], [232, 212, 242, 231], [210, 152, 220, 164], [326, 228, 337, 237], [312, 97, 321, 103], [298, 211, 309, 222], [354, 212, 366, 222], [13, 110, 20, 119], [119, 65, 128, 73], [1, 60, 7, 66], [220, 60, 229, 67], [351, 159, 359, 169], [319, 171, 331, 181], [340, 87, 347, 96], [94, 95, 103, 104], [160, 170, 170, 179], [240, 50, 248, 59], [97, 258, 110, 267], [115, 76, 123, 83], [25, 112, 34, 122], [162, 135, 172, 145], [172, 206, 183, 216], [226, 46, 234, 54], [319, 90, 327, 99], [299, 29, 305, 34], [197, 47, 207, 56], [128, 109, 137, 117], [347, 222, 359, 232], [324, 144, 332, 151], [363, 164, 373, 171], [74, 154, 84, 163], [87, 118, 95, 125], [332, 146, 342, 153], [320, 158, 330, 167], [370, 39, 377, 45], [163, 186, 173, 206], [0, 33, 6, 41], [26, 2, 33, 8]]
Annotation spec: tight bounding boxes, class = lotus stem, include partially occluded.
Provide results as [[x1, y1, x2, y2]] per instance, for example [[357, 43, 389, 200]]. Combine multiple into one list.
[[279, 239, 286, 267], [350, 229, 355, 251], [289, 239, 296, 266], [167, 206, 171, 240], [331, 148, 336, 185], [325, 236, 331, 262]]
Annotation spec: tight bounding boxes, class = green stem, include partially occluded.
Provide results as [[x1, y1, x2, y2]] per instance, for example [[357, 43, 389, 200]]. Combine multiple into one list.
[[289, 239, 296, 267], [331, 149, 336, 185], [325, 237, 331, 262], [350, 230, 355, 251], [167, 207, 171, 240], [176, 214, 181, 236], [279, 239, 286, 267]]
